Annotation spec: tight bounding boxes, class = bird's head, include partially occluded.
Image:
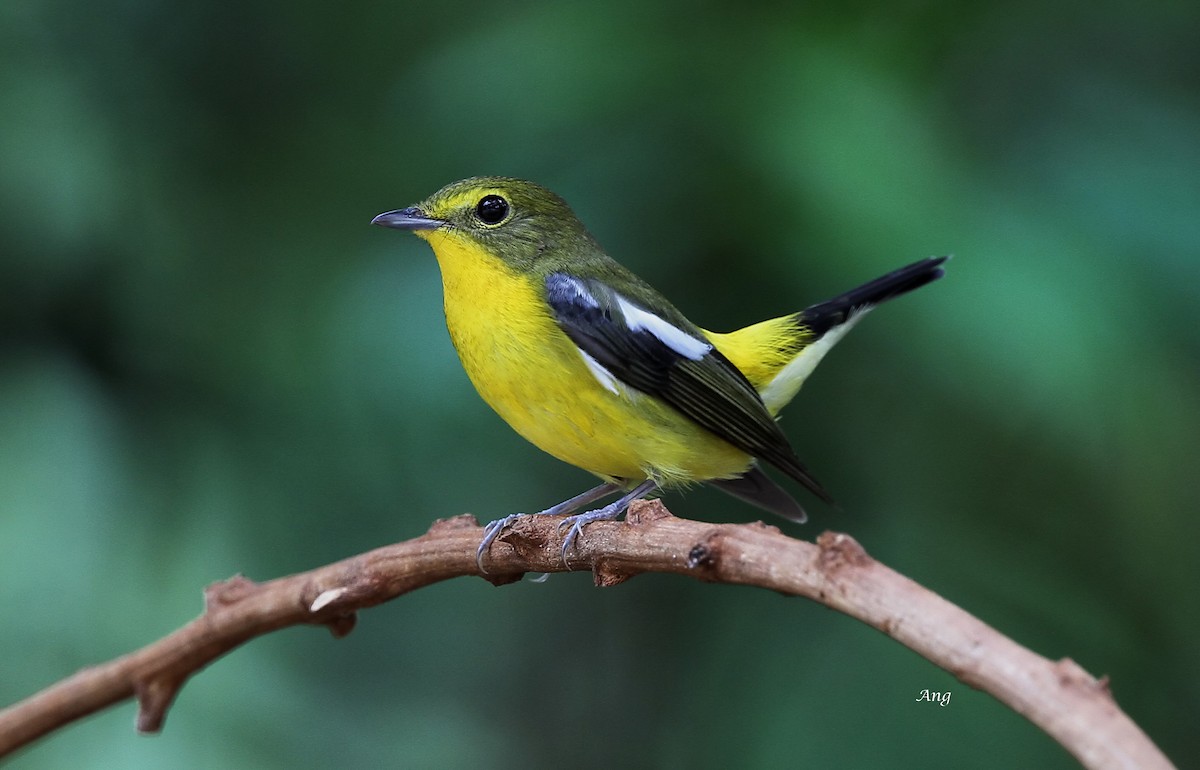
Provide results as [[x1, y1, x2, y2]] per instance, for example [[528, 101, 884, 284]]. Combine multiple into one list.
[[372, 177, 599, 271]]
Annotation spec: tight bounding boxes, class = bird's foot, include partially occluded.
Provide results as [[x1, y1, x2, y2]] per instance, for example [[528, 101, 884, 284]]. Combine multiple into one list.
[[475, 482, 623, 573], [476, 513, 526, 572], [475, 505, 623, 573], [475, 480, 656, 572], [556, 500, 629, 566]]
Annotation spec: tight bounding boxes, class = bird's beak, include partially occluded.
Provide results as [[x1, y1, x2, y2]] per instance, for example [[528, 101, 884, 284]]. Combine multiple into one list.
[[371, 207, 445, 230]]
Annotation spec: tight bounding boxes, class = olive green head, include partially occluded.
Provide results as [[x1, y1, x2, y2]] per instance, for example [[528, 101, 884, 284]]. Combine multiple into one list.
[[372, 176, 602, 271]]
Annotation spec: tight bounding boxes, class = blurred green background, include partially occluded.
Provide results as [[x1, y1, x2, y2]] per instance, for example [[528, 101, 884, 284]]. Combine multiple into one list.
[[2, 0, 1197, 767]]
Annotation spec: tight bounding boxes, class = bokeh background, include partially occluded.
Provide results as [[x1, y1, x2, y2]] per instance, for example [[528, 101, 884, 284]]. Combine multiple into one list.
[[2, 0, 1197, 767]]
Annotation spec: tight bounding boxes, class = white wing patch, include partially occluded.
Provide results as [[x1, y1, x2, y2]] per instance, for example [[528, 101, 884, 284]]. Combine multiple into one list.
[[551, 272, 709, 393], [579, 350, 620, 395], [615, 295, 711, 361]]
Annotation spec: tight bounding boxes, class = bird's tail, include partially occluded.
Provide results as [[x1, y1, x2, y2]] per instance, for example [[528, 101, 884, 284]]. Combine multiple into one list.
[[799, 256, 948, 337], [706, 256, 947, 415]]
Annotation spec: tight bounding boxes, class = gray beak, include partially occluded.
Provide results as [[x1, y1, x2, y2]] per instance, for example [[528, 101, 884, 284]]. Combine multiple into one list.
[[371, 207, 445, 230]]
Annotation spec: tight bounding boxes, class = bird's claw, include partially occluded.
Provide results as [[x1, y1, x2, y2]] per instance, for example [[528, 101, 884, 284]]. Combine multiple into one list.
[[476, 481, 652, 572], [476, 513, 524, 573], [555, 504, 624, 566], [557, 517, 587, 565], [476, 510, 603, 572]]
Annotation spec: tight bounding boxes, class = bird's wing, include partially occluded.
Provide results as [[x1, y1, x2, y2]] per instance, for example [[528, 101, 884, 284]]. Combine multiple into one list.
[[708, 465, 811, 522], [544, 272, 832, 503]]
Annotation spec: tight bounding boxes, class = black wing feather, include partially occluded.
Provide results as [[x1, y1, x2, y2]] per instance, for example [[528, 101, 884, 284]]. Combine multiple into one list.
[[545, 272, 832, 503], [709, 465, 809, 523]]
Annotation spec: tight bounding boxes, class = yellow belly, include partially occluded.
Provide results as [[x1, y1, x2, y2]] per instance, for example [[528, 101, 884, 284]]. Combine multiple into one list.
[[422, 230, 752, 486]]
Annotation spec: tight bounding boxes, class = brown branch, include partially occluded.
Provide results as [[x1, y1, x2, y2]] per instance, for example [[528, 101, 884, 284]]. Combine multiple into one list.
[[0, 502, 1174, 769]]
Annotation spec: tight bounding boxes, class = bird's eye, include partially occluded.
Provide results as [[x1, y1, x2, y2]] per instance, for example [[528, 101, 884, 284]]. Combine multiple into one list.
[[475, 194, 509, 225]]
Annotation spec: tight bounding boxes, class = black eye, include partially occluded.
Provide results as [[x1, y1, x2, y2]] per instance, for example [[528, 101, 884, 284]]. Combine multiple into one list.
[[475, 194, 509, 225]]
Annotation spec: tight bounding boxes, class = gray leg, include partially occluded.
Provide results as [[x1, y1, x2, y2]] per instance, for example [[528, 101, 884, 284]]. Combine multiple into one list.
[[558, 478, 659, 565], [476, 482, 621, 571]]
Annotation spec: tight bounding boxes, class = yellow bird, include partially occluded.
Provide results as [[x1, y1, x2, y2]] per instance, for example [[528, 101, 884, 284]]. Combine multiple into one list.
[[373, 177, 946, 567]]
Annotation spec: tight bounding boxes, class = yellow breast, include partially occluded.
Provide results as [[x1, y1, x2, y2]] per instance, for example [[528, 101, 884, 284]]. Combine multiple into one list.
[[419, 230, 751, 486]]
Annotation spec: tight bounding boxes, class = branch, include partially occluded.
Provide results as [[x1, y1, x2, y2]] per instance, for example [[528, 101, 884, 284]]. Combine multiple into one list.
[[0, 502, 1173, 769]]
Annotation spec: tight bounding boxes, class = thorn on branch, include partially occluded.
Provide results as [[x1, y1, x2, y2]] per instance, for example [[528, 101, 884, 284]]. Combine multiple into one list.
[[591, 562, 631, 587], [322, 614, 357, 639], [134, 673, 186, 734], [204, 575, 260, 610], [745, 520, 782, 534], [816, 531, 872, 572], [426, 514, 479, 535], [626, 498, 673, 524], [1055, 658, 1113, 700], [482, 571, 525, 587]]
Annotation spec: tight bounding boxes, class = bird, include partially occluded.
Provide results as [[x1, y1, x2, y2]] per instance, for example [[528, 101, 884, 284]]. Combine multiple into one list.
[[372, 177, 946, 569]]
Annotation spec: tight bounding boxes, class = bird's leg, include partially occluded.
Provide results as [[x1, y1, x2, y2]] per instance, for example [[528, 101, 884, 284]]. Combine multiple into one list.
[[558, 478, 659, 565], [477, 482, 621, 571]]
